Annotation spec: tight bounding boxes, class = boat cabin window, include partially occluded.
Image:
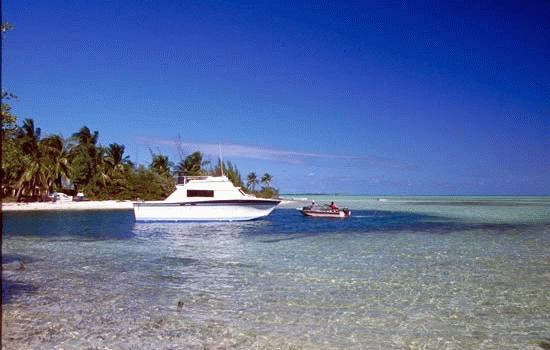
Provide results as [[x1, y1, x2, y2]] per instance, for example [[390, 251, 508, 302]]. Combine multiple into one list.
[[187, 190, 214, 197]]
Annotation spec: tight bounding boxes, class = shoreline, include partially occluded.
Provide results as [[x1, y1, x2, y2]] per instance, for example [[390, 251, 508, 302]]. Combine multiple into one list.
[[1, 200, 134, 211], [2, 199, 297, 211]]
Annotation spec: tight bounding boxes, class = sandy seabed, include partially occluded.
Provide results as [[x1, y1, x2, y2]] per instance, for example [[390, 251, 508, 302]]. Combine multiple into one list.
[[1, 200, 134, 211]]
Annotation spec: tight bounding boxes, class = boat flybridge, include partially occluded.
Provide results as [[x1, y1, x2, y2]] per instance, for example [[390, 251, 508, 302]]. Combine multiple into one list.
[[133, 175, 280, 221]]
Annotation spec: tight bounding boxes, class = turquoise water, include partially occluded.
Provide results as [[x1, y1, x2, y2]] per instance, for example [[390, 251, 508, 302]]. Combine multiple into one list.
[[3, 196, 550, 349]]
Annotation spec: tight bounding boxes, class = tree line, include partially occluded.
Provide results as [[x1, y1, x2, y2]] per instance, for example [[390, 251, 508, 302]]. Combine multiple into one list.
[[1, 107, 278, 201]]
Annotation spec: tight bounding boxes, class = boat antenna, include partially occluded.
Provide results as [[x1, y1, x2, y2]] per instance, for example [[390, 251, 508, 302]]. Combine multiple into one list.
[[175, 134, 185, 162], [219, 144, 224, 177]]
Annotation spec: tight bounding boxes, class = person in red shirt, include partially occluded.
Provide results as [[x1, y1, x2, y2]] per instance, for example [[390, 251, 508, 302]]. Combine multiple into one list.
[[329, 201, 338, 212]]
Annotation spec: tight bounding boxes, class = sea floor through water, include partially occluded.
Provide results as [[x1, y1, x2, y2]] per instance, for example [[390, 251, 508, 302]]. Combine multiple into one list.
[[2, 196, 550, 349]]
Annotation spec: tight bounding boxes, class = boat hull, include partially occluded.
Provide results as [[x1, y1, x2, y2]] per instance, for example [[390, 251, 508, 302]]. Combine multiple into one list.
[[134, 199, 280, 221], [298, 208, 351, 218]]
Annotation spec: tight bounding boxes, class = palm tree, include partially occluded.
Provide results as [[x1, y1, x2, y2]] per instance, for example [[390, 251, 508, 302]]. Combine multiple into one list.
[[15, 160, 46, 201], [150, 154, 172, 177], [15, 119, 48, 200], [247, 172, 258, 192], [226, 161, 243, 188], [105, 143, 130, 173], [175, 151, 209, 176], [18, 118, 41, 154], [41, 134, 70, 192], [69, 126, 101, 191], [261, 173, 272, 188], [71, 126, 99, 147]]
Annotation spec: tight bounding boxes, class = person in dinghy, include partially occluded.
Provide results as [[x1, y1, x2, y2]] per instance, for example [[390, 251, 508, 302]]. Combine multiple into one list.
[[298, 200, 351, 218]]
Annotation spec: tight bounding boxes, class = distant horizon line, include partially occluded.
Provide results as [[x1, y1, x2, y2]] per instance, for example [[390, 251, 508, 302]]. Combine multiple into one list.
[[282, 193, 550, 197]]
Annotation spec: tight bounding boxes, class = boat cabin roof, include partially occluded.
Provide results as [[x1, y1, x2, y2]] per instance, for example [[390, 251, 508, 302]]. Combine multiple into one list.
[[165, 175, 250, 202]]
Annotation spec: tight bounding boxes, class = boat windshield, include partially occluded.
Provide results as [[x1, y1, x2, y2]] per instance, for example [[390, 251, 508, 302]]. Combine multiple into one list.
[[175, 174, 210, 185]]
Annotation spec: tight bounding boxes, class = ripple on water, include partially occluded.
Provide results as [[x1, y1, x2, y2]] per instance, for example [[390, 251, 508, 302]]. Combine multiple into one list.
[[2, 199, 550, 349]]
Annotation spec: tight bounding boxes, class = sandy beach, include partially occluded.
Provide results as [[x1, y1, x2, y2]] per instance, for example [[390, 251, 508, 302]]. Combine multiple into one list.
[[1, 200, 134, 211]]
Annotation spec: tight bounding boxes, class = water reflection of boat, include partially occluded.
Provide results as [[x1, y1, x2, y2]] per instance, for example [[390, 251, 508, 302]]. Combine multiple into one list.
[[297, 206, 351, 218], [134, 176, 280, 222]]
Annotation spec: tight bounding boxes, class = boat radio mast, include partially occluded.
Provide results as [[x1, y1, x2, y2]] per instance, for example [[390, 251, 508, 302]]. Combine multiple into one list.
[[219, 144, 224, 177], [175, 134, 185, 162]]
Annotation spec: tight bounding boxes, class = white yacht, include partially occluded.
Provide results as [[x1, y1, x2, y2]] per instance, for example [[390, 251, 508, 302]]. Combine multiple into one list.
[[133, 175, 280, 221]]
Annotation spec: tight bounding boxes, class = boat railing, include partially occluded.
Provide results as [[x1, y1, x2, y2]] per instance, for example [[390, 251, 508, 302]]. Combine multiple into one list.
[[175, 175, 210, 185]]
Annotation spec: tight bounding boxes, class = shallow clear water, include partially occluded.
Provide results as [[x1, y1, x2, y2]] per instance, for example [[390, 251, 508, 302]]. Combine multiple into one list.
[[3, 197, 550, 349]]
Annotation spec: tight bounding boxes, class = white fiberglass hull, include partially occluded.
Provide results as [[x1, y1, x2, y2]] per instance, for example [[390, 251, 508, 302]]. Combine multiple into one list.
[[134, 199, 280, 222], [298, 208, 351, 218]]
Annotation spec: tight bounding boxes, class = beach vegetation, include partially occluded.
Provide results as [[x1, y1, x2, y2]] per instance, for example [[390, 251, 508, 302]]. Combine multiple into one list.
[[253, 172, 278, 198], [242, 171, 278, 197], [0, 23, 281, 202], [105, 143, 132, 173], [1, 117, 279, 201], [174, 151, 210, 176], [261, 173, 272, 187], [255, 186, 279, 198], [246, 172, 258, 192], [13, 119, 48, 200], [150, 153, 172, 178], [1, 22, 14, 35], [126, 165, 175, 201], [41, 134, 70, 193], [69, 126, 102, 192], [213, 160, 244, 188], [1, 91, 17, 128]]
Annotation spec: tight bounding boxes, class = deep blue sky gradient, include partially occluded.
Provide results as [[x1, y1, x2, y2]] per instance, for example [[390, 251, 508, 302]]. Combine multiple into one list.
[[3, 1, 549, 194]]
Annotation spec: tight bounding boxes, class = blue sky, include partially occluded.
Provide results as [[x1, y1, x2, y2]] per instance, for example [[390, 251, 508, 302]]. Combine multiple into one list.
[[3, 1, 549, 194]]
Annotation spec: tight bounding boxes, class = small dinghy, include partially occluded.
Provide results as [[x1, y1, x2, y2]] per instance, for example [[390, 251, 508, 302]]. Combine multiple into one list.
[[298, 205, 351, 218]]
